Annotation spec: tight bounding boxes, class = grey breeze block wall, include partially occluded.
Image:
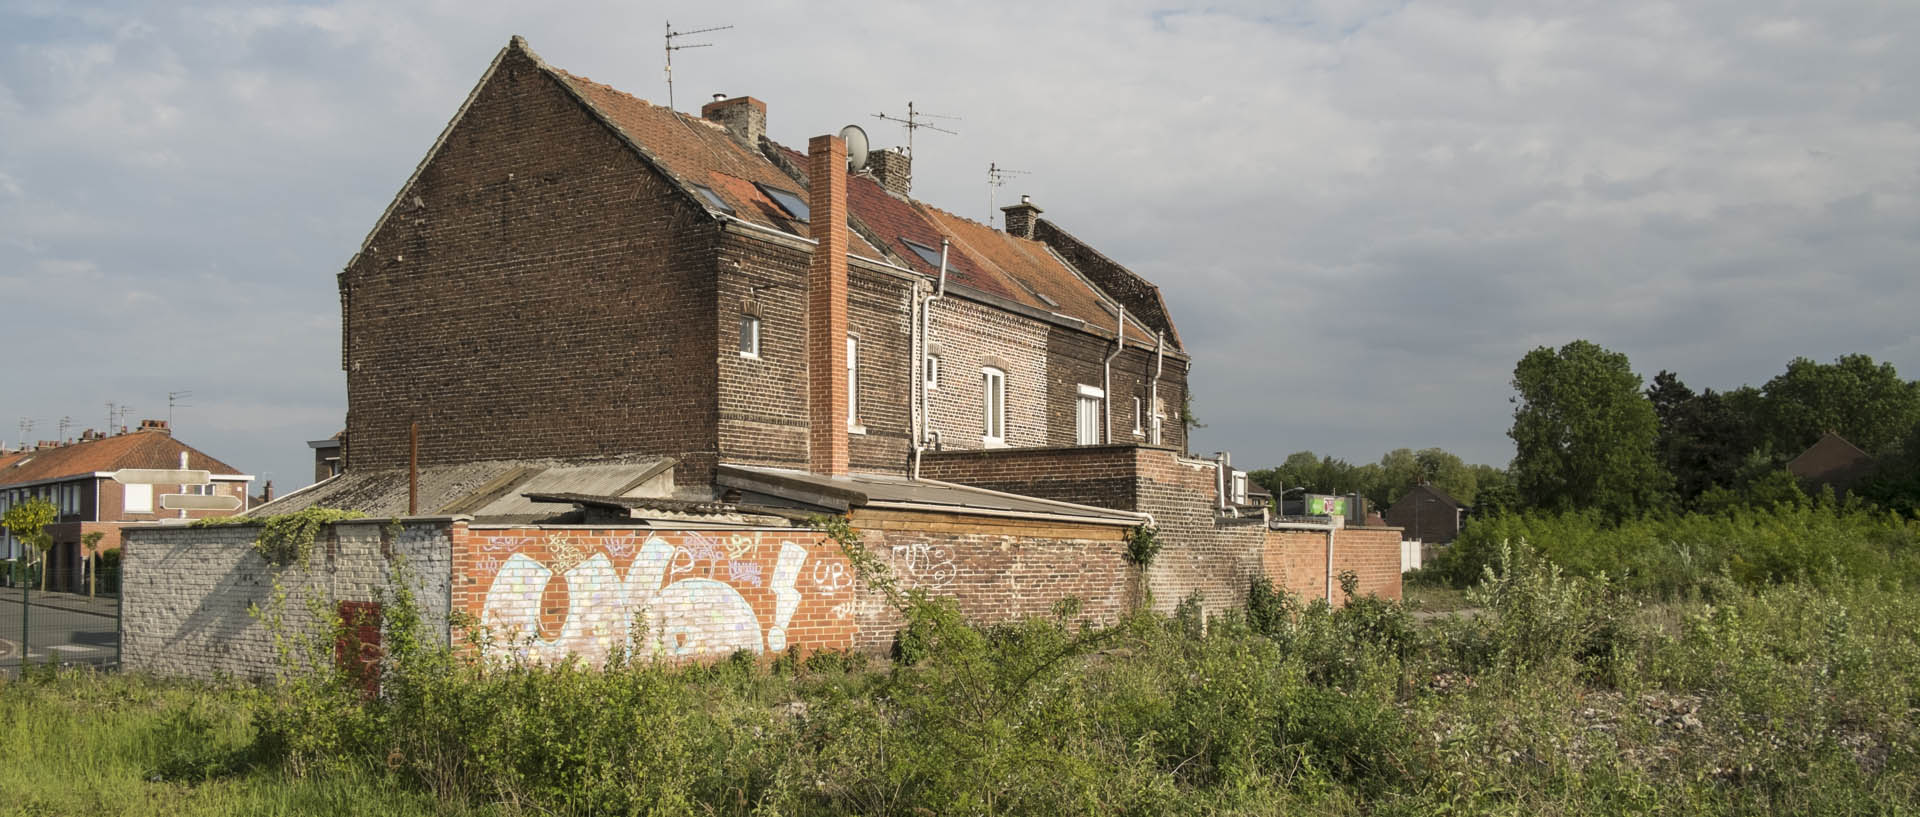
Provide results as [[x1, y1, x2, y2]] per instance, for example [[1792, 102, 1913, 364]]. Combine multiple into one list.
[[122, 519, 455, 682]]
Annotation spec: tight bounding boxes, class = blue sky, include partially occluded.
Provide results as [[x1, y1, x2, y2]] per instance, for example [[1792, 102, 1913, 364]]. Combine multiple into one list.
[[2, 0, 1916, 490]]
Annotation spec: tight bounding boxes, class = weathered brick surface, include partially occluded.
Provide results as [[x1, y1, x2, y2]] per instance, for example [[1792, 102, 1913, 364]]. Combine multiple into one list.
[[849, 509, 1135, 652], [342, 46, 720, 476], [121, 520, 454, 681], [1265, 527, 1404, 603]]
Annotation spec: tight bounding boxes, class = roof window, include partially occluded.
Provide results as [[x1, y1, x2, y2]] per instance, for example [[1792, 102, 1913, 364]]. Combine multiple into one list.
[[901, 239, 944, 269], [756, 183, 810, 220], [690, 184, 734, 215]]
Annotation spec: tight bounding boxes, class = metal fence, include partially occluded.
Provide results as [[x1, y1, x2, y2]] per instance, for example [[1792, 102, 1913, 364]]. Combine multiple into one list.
[[0, 559, 122, 677]]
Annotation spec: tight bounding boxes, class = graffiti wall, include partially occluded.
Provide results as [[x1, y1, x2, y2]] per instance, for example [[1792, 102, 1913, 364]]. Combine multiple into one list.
[[453, 528, 854, 665]]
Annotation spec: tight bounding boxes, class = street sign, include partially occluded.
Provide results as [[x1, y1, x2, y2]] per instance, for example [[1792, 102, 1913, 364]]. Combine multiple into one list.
[[159, 493, 242, 512], [112, 469, 210, 485]]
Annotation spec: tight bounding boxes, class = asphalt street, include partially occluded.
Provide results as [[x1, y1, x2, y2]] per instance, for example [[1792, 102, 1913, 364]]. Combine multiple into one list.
[[0, 594, 120, 673]]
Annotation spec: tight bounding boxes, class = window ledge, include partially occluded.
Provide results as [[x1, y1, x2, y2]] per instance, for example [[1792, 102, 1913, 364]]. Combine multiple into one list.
[[982, 438, 1008, 449], [849, 425, 868, 436], [739, 351, 760, 360]]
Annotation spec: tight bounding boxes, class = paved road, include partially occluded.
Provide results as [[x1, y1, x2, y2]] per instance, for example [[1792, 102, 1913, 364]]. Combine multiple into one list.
[[0, 594, 120, 673]]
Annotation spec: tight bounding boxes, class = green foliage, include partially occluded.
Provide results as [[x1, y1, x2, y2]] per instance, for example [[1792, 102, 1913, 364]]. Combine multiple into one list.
[[1123, 523, 1163, 568], [1, 496, 56, 552], [1759, 354, 1920, 456], [194, 508, 366, 568], [1510, 340, 1668, 517], [1256, 448, 1506, 513], [1436, 504, 1920, 597]]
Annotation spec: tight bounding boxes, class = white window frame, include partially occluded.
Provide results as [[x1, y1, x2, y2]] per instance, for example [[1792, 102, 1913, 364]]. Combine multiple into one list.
[[847, 335, 862, 431], [1233, 472, 1249, 505], [124, 483, 153, 514], [925, 354, 940, 390], [1075, 384, 1104, 446], [982, 366, 1006, 446], [738, 313, 760, 358], [1132, 396, 1144, 436]]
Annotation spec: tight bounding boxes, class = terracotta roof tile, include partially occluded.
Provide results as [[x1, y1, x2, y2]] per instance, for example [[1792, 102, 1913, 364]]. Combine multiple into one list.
[[0, 431, 248, 487]]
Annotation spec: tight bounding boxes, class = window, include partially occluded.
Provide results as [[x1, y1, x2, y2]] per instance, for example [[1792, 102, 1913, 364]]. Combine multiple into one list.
[[1233, 472, 1249, 505], [1132, 396, 1144, 436], [1153, 397, 1167, 445], [982, 367, 1006, 445], [738, 313, 760, 357], [847, 336, 860, 428], [1076, 385, 1104, 446], [185, 484, 212, 496], [690, 184, 734, 215], [925, 354, 940, 390], [757, 183, 811, 220], [901, 239, 944, 269], [124, 484, 152, 514]]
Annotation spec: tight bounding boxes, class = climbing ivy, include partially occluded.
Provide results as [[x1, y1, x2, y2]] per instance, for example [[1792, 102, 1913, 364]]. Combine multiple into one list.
[[195, 508, 367, 569]]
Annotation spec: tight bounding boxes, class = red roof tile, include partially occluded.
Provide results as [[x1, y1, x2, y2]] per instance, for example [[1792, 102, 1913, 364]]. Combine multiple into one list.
[[0, 431, 247, 487]]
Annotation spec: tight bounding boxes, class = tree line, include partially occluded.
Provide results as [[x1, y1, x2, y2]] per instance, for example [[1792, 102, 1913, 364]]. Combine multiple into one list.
[[1252, 341, 1920, 519]]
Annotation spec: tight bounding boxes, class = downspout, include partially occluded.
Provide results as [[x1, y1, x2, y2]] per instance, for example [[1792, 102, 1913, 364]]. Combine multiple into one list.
[[1325, 528, 1336, 604], [911, 239, 950, 480], [1102, 305, 1125, 444], [1150, 332, 1164, 445]]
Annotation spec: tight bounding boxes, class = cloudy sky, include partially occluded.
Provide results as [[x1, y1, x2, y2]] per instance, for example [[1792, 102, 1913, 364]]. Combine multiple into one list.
[[2, 0, 1916, 490]]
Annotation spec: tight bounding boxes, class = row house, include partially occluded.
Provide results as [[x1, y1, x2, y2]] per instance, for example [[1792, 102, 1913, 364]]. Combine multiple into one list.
[[0, 421, 253, 591], [328, 36, 1189, 498]]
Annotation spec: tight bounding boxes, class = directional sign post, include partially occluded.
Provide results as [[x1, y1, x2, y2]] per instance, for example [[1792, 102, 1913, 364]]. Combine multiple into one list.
[[111, 469, 211, 486], [160, 493, 242, 512]]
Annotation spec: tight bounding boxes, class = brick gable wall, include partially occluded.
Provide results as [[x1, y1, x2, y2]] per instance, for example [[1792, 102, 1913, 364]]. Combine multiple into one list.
[[341, 46, 720, 479]]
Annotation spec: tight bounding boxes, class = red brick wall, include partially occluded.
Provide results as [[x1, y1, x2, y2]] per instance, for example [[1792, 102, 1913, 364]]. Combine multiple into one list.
[[1265, 527, 1404, 604], [452, 525, 852, 665], [342, 46, 721, 474], [849, 509, 1134, 652]]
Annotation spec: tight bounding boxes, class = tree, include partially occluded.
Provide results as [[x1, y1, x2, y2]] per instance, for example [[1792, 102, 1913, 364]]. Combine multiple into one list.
[[1648, 371, 1757, 507], [1509, 340, 1667, 516], [1468, 464, 1517, 515], [1758, 355, 1920, 456], [2, 497, 56, 589]]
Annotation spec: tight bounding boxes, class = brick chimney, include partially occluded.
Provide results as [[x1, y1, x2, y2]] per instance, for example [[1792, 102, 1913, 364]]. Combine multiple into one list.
[[807, 134, 850, 477], [868, 148, 911, 196], [1001, 195, 1042, 239], [701, 95, 766, 148], [137, 419, 171, 435]]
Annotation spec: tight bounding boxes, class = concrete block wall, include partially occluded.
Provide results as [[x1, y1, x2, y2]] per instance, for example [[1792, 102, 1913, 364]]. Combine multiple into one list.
[[121, 519, 454, 681]]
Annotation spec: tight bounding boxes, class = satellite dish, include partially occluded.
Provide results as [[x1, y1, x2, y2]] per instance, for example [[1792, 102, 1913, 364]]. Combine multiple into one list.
[[839, 124, 870, 172]]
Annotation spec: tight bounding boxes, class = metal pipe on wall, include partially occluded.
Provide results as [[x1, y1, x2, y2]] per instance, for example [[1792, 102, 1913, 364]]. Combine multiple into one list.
[[910, 240, 950, 480], [1102, 306, 1125, 444]]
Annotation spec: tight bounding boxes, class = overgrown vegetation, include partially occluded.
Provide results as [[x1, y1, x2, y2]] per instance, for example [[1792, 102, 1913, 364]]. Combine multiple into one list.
[[194, 507, 367, 568], [10, 537, 1920, 815]]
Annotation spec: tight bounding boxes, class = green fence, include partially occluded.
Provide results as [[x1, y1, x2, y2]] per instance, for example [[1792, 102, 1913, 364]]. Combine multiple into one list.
[[1, 559, 122, 676]]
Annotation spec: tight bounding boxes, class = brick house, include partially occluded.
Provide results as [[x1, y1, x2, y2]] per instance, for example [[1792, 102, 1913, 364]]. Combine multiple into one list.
[[0, 421, 254, 591], [1381, 484, 1467, 545], [334, 36, 1188, 494]]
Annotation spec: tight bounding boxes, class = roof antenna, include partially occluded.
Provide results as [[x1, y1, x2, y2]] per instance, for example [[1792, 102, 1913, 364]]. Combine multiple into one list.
[[987, 162, 1030, 227], [17, 417, 32, 450], [57, 416, 70, 443], [168, 390, 193, 428], [664, 20, 732, 112], [873, 101, 959, 158]]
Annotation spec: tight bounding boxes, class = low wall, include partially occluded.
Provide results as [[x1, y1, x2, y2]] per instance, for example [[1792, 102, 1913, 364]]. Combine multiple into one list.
[[121, 518, 456, 681], [1264, 527, 1405, 604]]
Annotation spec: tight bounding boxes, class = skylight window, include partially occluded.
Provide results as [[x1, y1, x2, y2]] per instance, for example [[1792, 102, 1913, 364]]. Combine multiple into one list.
[[901, 239, 944, 269], [756, 183, 810, 220], [690, 184, 734, 215]]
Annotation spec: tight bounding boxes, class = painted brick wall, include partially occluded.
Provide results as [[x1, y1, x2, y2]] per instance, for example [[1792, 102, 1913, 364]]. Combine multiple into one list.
[[849, 509, 1134, 652], [453, 526, 851, 665], [121, 519, 454, 682], [342, 46, 720, 476]]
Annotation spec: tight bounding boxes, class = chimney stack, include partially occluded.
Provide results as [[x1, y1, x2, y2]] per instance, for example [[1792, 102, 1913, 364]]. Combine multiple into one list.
[[137, 418, 171, 435], [807, 134, 851, 477], [700, 96, 766, 149], [868, 147, 911, 196], [1001, 195, 1042, 239]]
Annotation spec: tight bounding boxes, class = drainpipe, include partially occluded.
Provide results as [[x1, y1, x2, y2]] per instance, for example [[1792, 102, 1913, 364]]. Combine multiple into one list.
[[1325, 527, 1336, 604], [1102, 305, 1125, 444], [1150, 332, 1164, 445], [1213, 451, 1228, 514], [911, 239, 950, 480]]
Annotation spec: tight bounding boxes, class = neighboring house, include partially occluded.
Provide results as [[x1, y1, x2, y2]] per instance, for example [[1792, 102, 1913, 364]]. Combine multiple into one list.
[[309, 431, 343, 484], [1787, 431, 1876, 495], [1381, 484, 1467, 545], [329, 36, 1189, 499], [0, 420, 254, 592]]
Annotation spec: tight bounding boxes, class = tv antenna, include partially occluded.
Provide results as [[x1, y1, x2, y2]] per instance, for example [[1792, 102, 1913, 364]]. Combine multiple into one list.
[[664, 20, 732, 112], [107, 401, 133, 432], [873, 102, 959, 157], [57, 416, 70, 442], [987, 162, 1030, 226], [16, 417, 32, 449], [168, 390, 193, 427]]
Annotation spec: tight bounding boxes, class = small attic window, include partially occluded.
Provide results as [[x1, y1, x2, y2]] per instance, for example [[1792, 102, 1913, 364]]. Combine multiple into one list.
[[901, 239, 944, 269], [690, 184, 734, 215], [756, 183, 810, 220]]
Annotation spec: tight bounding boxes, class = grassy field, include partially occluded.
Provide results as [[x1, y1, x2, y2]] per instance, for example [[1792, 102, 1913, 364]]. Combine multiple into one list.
[[6, 542, 1920, 815]]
